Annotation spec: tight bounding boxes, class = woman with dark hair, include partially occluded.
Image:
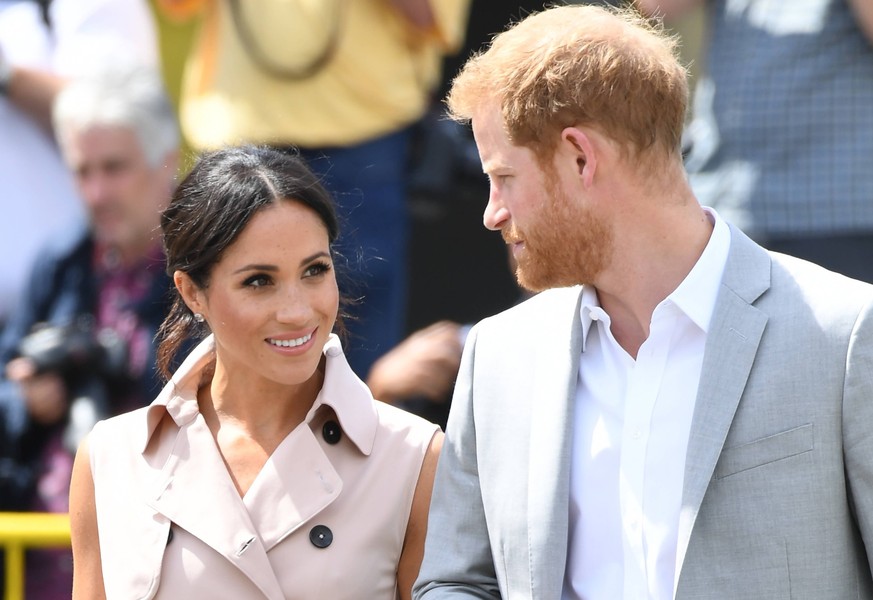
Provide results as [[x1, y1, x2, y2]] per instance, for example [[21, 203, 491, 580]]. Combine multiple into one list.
[[68, 145, 442, 600]]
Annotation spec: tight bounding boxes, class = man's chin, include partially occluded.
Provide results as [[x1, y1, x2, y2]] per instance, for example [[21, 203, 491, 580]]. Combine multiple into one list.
[[517, 264, 590, 293], [515, 266, 553, 293], [93, 231, 129, 253]]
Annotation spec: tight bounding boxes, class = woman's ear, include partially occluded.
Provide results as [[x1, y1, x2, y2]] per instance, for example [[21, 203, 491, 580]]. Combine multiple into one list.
[[174, 270, 205, 317]]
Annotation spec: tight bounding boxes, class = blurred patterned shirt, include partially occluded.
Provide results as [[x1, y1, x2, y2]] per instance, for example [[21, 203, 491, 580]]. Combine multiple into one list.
[[684, 0, 873, 239]]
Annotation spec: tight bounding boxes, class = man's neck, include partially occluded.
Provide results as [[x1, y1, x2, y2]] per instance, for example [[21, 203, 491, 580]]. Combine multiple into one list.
[[594, 198, 714, 358]]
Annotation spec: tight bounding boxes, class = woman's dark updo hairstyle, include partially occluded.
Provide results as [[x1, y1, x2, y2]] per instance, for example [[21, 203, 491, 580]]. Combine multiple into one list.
[[156, 144, 341, 380]]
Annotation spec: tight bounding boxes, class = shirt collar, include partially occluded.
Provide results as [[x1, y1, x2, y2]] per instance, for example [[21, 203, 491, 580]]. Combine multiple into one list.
[[665, 207, 730, 333], [139, 334, 378, 455], [579, 285, 602, 352], [577, 207, 731, 346]]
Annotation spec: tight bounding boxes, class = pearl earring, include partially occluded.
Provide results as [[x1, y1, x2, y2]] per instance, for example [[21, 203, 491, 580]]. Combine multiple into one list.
[[194, 313, 205, 323]]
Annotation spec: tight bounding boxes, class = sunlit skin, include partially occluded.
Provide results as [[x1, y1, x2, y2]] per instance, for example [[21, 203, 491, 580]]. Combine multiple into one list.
[[472, 105, 613, 291], [472, 103, 714, 356], [473, 107, 551, 242], [175, 200, 339, 479], [64, 125, 175, 265]]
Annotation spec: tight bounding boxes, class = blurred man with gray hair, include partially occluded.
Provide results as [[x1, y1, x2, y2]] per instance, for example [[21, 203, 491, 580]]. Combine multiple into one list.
[[0, 65, 178, 598]]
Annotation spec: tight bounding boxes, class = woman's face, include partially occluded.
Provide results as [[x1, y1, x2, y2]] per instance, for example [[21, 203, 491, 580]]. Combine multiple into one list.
[[186, 199, 339, 388]]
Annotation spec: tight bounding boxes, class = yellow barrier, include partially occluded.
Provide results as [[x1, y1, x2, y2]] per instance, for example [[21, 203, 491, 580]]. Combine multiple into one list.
[[0, 513, 71, 600]]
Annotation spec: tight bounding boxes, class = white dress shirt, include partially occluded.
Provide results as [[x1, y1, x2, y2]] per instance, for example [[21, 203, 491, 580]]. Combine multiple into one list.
[[562, 209, 731, 600]]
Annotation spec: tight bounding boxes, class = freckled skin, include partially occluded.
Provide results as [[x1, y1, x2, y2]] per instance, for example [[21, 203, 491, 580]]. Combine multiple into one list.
[[190, 200, 340, 396], [472, 106, 613, 291]]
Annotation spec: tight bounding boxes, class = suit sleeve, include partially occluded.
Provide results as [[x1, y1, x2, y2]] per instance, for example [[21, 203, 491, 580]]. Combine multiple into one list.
[[841, 296, 873, 573], [413, 324, 501, 599]]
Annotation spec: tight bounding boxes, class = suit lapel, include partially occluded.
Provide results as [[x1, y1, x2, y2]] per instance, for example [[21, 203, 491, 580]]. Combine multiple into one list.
[[527, 287, 586, 598], [675, 227, 771, 586], [147, 415, 287, 600]]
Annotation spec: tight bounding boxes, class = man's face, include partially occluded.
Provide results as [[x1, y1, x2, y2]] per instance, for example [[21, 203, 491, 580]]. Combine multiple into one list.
[[65, 125, 170, 256], [472, 107, 612, 291]]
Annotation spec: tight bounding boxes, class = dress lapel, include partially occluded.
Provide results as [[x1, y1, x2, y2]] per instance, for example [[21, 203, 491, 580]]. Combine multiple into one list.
[[674, 227, 771, 587], [242, 422, 342, 552], [140, 334, 361, 598], [527, 286, 586, 598], [146, 415, 287, 600]]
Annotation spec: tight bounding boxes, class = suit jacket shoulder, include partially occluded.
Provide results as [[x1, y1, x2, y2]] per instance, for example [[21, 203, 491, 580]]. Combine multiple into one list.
[[473, 285, 584, 340]]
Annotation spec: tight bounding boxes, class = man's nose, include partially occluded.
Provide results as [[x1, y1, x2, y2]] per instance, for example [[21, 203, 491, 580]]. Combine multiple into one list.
[[483, 191, 509, 231], [80, 174, 110, 207]]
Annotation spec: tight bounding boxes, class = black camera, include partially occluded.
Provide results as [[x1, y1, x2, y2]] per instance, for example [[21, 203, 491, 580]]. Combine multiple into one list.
[[17, 315, 127, 379], [16, 315, 129, 451]]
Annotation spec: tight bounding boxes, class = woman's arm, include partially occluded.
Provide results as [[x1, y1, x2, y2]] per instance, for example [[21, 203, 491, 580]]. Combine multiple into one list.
[[397, 430, 444, 600], [69, 435, 106, 600]]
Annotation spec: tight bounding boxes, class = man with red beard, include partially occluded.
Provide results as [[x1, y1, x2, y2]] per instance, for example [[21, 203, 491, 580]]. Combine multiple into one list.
[[414, 4, 873, 600]]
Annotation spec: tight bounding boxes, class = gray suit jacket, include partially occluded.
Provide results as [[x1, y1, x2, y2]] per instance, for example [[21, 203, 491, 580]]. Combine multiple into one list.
[[414, 227, 873, 599]]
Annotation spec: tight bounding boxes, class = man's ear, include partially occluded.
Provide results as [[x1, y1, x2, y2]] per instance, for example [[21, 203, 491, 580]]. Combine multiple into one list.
[[174, 270, 205, 317], [560, 126, 597, 188]]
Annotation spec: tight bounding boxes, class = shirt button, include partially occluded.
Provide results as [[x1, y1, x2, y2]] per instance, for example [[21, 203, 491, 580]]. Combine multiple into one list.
[[310, 525, 333, 549], [322, 420, 342, 444]]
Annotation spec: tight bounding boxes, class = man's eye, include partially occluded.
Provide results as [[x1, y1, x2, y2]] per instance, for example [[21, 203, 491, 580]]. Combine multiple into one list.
[[105, 161, 127, 175]]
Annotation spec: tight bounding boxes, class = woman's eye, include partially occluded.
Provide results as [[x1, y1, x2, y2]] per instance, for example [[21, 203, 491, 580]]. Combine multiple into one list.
[[243, 274, 271, 288], [304, 261, 332, 278]]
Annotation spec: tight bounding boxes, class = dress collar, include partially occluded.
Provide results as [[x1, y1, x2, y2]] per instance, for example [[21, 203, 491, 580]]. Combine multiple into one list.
[[138, 334, 378, 455]]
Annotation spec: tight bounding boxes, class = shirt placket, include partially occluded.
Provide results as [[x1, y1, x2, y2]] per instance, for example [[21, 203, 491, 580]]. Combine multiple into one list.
[[620, 312, 675, 600]]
